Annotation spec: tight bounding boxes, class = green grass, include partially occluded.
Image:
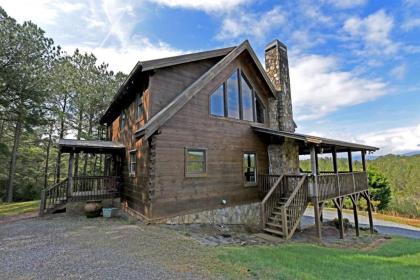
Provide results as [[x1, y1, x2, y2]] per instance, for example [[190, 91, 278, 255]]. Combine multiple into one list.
[[0, 200, 39, 218], [217, 237, 420, 280]]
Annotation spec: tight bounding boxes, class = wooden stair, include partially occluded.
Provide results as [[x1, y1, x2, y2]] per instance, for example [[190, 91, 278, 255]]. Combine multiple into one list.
[[261, 175, 309, 239]]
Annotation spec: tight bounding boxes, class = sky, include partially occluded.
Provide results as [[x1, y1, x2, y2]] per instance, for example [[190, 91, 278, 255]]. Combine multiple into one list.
[[1, 0, 420, 156]]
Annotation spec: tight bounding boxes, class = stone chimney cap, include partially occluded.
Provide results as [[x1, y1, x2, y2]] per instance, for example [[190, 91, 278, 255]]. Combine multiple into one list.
[[265, 39, 287, 52]]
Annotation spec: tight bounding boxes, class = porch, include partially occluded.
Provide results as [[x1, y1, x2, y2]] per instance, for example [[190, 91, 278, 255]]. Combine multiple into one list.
[[253, 125, 378, 241], [39, 139, 125, 215]]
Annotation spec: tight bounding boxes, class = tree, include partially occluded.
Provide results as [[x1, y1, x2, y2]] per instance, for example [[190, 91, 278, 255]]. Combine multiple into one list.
[[0, 8, 60, 201], [368, 168, 391, 211]]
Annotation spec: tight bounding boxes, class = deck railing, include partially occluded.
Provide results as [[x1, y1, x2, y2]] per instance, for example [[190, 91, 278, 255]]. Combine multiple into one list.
[[258, 174, 282, 198], [316, 172, 368, 201], [70, 176, 119, 201]]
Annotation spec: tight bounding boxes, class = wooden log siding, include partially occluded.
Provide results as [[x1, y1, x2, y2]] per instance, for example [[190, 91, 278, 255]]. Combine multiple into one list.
[[149, 53, 272, 218]]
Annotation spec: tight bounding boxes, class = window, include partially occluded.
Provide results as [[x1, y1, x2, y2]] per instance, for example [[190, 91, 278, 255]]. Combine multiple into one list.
[[136, 94, 144, 120], [255, 95, 265, 124], [185, 148, 207, 176], [209, 69, 265, 124], [241, 73, 254, 121], [210, 84, 225, 117], [129, 150, 136, 175], [243, 152, 256, 185], [120, 110, 127, 130]]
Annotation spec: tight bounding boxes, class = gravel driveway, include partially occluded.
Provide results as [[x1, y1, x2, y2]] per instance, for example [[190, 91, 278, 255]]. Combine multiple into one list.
[[0, 214, 220, 280]]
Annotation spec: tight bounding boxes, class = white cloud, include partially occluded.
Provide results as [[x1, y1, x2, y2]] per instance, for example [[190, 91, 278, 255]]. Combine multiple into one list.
[[149, 0, 249, 12], [343, 10, 397, 55], [390, 64, 407, 80], [0, 0, 84, 25], [290, 54, 387, 120], [358, 124, 420, 155], [216, 6, 285, 41], [326, 0, 367, 9], [402, 18, 420, 30], [64, 38, 187, 73]]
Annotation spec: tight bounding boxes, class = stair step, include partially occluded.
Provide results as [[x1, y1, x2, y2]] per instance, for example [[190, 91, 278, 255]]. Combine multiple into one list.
[[263, 227, 284, 236], [266, 222, 283, 229], [268, 216, 283, 222]]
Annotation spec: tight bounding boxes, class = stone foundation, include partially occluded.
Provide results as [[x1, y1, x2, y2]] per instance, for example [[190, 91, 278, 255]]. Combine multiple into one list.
[[65, 198, 121, 216], [154, 203, 262, 225]]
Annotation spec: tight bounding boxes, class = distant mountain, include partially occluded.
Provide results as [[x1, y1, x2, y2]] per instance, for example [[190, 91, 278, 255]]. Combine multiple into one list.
[[403, 151, 420, 156]]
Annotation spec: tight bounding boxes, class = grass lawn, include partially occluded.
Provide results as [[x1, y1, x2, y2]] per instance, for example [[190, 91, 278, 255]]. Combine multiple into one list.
[[217, 237, 420, 279], [0, 200, 39, 218]]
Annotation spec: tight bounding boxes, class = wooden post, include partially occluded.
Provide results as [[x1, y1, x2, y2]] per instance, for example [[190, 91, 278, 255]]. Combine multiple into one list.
[[39, 190, 46, 216], [350, 194, 360, 237], [333, 197, 344, 239], [310, 146, 322, 241], [347, 150, 353, 172], [362, 191, 374, 234], [361, 150, 367, 171], [67, 152, 74, 197], [319, 202, 324, 222], [315, 149, 319, 175], [332, 146, 338, 173]]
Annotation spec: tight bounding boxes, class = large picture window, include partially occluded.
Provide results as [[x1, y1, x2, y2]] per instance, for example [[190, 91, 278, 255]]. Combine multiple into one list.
[[209, 69, 265, 123], [185, 148, 207, 176], [243, 152, 256, 185]]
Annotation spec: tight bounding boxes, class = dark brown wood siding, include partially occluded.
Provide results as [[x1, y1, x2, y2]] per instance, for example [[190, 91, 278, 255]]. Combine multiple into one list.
[[110, 77, 151, 215], [149, 57, 222, 117], [150, 53, 271, 218]]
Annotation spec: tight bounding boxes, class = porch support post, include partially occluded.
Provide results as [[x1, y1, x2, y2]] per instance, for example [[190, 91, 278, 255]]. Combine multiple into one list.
[[310, 146, 322, 241], [319, 202, 324, 222], [332, 146, 338, 173], [362, 191, 374, 234], [67, 152, 74, 197], [333, 197, 345, 239], [361, 150, 367, 171], [347, 150, 353, 172], [350, 193, 360, 237]]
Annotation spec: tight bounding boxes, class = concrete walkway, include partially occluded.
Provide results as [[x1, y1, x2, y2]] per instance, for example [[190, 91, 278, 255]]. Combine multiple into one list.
[[302, 207, 420, 239]]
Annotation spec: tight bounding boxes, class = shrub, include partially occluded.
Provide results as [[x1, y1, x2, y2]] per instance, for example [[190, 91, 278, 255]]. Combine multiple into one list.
[[368, 168, 391, 210]]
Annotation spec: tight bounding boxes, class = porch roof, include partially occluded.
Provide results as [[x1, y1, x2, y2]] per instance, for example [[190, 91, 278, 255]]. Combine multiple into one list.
[[58, 139, 125, 154], [251, 125, 379, 155]]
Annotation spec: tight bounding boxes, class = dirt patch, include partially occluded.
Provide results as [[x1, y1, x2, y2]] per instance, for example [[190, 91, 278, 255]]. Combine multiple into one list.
[[0, 211, 38, 225]]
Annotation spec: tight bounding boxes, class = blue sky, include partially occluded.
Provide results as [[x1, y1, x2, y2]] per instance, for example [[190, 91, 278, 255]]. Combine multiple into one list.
[[2, 0, 420, 155]]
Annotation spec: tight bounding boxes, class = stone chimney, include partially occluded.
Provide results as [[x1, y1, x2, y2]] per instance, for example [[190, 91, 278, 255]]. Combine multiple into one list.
[[265, 40, 295, 132], [265, 40, 299, 175]]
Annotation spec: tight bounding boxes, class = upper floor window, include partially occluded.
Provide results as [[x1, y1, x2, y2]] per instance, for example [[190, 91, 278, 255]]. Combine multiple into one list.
[[129, 150, 136, 175], [210, 69, 265, 123], [136, 94, 144, 120], [120, 110, 127, 130]]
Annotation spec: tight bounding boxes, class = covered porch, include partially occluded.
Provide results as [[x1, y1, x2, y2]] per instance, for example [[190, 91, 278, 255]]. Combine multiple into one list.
[[39, 139, 125, 215], [253, 125, 379, 240]]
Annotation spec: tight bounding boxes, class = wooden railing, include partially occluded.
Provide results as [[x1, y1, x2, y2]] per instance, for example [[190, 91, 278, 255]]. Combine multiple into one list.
[[317, 172, 368, 201], [261, 175, 285, 226], [70, 176, 119, 201], [281, 175, 308, 239], [39, 178, 68, 215], [258, 174, 282, 198]]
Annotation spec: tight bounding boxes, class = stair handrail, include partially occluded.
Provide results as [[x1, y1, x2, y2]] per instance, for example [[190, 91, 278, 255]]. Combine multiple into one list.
[[261, 175, 284, 227], [283, 175, 307, 208], [39, 178, 68, 216], [281, 174, 308, 239]]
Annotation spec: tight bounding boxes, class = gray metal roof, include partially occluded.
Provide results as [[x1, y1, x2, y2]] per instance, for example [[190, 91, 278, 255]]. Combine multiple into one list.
[[58, 139, 125, 153], [251, 125, 379, 154]]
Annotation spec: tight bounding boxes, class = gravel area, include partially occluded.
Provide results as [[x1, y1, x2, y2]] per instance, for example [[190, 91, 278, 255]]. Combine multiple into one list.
[[0, 214, 222, 280]]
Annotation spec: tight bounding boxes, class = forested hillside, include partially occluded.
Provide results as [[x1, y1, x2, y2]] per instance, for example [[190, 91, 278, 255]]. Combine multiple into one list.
[[300, 155, 420, 217], [0, 8, 126, 202]]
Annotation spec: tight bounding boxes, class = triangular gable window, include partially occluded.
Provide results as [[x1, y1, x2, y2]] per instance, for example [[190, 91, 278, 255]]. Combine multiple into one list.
[[209, 69, 265, 123]]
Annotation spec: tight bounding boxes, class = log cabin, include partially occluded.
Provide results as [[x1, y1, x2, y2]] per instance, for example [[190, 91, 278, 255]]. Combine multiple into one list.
[[40, 39, 379, 240]]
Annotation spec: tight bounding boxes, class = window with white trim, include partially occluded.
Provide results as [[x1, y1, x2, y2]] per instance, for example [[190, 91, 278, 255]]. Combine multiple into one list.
[[129, 150, 136, 175], [185, 148, 207, 176], [243, 152, 256, 185]]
